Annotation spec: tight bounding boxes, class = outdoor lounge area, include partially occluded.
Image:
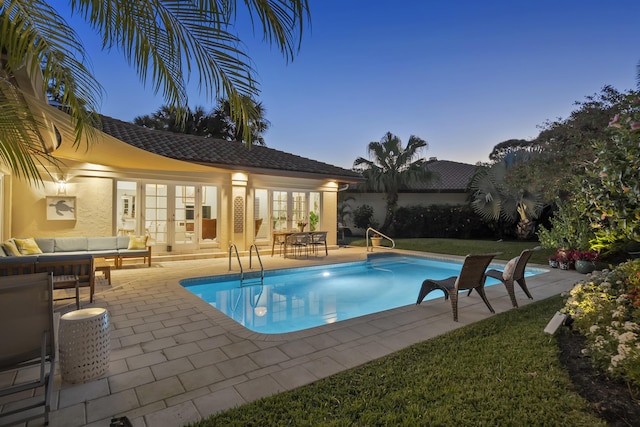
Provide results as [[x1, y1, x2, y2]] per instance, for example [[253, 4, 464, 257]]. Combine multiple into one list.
[[0, 247, 581, 427]]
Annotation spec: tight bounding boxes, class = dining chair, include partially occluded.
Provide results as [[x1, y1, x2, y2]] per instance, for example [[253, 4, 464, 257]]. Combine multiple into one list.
[[309, 231, 328, 256], [286, 233, 309, 258]]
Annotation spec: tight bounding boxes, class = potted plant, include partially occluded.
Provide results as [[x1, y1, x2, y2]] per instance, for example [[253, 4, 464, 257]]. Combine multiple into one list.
[[370, 232, 383, 247], [572, 250, 599, 274], [555, 249, 572, 270], [548, 255, 559, 268], [297, 221, 308, 232]]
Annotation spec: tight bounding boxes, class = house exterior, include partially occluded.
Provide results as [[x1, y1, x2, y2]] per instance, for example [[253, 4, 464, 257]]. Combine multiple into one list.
[[342, 159, 477, 231], [3, 100, 363, 256]]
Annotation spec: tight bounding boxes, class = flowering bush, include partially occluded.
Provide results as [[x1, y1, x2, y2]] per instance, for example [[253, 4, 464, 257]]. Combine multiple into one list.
[[573, 93, 640, 251], [571, 250, 600, 262], [555, 248, 572, 263], [562, 259, 640, 387]]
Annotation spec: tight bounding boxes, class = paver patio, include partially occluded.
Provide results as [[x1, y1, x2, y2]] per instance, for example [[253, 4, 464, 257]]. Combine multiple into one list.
[[2, 247, 582, 427]]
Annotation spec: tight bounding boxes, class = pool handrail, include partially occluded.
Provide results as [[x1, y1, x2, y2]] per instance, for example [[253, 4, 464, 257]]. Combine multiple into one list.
[[366, 227, 395, 252], [249, 244, 265, 283], [228, 242, 244, 282]]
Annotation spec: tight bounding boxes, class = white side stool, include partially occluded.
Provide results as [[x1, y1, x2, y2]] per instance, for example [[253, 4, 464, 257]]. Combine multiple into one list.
[[59, 307, 110, 383]]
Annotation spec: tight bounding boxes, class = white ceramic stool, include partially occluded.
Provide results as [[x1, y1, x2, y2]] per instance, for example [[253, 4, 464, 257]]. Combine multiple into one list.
[[59, 307, 110, 383]]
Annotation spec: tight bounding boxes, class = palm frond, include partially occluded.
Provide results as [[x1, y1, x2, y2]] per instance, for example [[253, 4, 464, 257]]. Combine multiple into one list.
[[0, 82, 62, 183], [72, 0, 308, 146]]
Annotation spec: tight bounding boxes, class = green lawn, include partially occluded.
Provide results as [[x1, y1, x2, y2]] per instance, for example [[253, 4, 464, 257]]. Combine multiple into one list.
[[188, 239, 602, 426], [347, 237, 555, 265]]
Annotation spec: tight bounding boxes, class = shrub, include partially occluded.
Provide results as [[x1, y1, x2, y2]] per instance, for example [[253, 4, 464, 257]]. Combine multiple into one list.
[[537, 200, 594, 251], [562, 259, 640, 388], [392, 204, 493, 239], [352, 204, 378, 230]]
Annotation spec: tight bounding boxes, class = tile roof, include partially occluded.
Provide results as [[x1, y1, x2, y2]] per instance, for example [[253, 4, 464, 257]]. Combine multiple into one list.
[[98, 115, 363, 181], [412, 159, 478, 192], [349, 159, 477, 193]]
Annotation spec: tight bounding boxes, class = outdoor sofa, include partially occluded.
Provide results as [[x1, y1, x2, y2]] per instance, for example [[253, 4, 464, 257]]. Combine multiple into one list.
[[0, 236, 151, 269]]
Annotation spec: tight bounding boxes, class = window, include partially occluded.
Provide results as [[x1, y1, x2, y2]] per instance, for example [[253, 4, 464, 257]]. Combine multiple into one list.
[[270, 190, 321, 233], [272, 191, 288, 231], [292, 192, 306, 225], [309, 192, 321, 231]]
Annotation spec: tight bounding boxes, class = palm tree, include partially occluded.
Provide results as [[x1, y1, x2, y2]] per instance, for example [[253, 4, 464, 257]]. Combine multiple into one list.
[[353, 132, 433, 233], [217, 96, 271, 145], [0, 0, 309, 182], [470, 152, 543, 240]]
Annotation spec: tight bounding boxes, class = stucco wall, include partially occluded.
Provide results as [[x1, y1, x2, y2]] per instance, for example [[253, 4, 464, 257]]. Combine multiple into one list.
[[12, 176, 113, 238]]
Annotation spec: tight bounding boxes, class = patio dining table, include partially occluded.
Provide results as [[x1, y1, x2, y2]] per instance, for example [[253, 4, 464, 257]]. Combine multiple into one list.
[[271, 231, 325, 257]]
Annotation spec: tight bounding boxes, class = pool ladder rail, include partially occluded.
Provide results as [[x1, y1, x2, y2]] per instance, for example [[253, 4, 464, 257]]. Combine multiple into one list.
[[366, 227, 395, 252], [228, 242, 264, 285]]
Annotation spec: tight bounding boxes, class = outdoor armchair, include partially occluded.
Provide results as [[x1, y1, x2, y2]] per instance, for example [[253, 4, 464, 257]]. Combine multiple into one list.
[[478, 247, 540, 308], [416, 253, 500, 322], [0, 272, 55, 426]]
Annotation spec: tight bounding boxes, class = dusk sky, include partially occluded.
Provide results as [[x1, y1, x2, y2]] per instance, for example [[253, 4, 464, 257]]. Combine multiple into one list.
[[63, 0, 639, 170]]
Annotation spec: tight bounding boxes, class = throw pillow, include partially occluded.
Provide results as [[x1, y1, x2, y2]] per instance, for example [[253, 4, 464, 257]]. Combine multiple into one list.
[[502, 256, 520, 281], [14, 237, 43, 255], [2, 239, 22, 256], [127, 235, 148, 250]]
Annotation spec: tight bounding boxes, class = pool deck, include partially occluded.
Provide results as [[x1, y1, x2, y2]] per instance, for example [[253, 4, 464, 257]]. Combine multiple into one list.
[[5, 247, 584, 427]]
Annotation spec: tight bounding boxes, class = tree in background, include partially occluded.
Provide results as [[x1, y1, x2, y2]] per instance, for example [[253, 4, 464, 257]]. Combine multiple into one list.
[[470, 152, 543, 240], [478, 86, 632, 240], [505, 86, 628, 202], [573, 91, 640, 254], [0, 0, 309, 182], [353, 132, 434, 233], [134, 97, 270, 145], [488, 138, 541, 163]]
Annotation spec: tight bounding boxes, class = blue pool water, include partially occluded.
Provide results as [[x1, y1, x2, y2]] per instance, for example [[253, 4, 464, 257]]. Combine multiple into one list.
[[181, 255, 544, 334]]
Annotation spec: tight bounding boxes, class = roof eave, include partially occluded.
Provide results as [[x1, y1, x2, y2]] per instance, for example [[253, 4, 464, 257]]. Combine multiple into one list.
[[189, 160, 365, 183]]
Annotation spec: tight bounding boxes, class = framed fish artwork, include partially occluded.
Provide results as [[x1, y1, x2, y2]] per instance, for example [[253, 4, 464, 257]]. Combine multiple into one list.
[[46, 196, 76, 220]]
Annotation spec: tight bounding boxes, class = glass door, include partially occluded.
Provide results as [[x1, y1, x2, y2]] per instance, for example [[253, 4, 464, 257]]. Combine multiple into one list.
[[145, 184, 168, 247], [174, 185, 197, 250]]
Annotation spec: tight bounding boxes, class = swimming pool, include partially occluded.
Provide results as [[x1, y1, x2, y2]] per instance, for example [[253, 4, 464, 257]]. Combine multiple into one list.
[[181, 255, 544, 334]]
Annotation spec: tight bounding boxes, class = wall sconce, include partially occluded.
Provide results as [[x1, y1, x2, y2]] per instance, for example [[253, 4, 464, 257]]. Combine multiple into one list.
[[56, 179, 67, 195]]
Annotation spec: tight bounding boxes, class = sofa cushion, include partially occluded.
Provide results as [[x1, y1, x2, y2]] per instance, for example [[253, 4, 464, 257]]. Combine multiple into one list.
[[87, 250, 119, 257], [14, 237, 43, 255], [34, 238, 55, 253], [88, 237, 118, 251], [127, 235, 148, 250], [2, 239, 21, 257], [116, 236, 130, 250], [55, 237, 89, 252], [118, 249, 149, 256], [38, 251, 90, 257]]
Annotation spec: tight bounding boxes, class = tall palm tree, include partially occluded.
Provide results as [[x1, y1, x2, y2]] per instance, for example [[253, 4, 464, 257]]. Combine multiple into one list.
[[0, 0, 309, 182], [353, 132, 433, 233]]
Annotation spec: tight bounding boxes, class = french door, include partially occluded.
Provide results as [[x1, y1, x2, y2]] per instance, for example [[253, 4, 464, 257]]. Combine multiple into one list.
[[145, 184, 197, 251]]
